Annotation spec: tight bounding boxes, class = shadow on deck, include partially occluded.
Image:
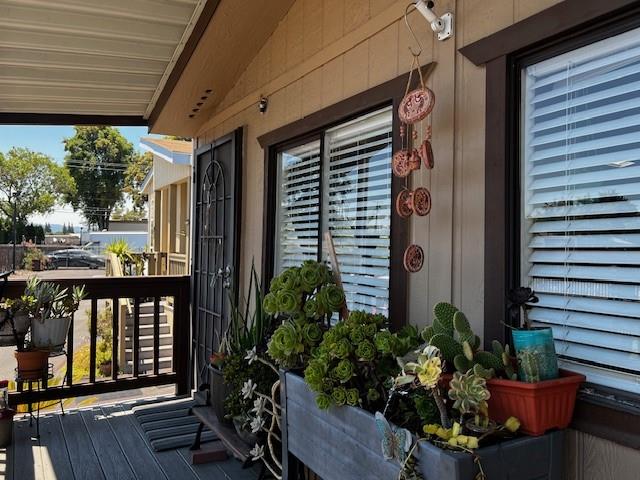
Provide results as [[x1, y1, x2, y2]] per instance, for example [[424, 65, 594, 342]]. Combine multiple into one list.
[[0, 398, 260, 480]]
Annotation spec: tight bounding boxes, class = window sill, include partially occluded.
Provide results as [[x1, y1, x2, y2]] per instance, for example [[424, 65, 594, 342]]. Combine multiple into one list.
[[571, 383, 640, 449]]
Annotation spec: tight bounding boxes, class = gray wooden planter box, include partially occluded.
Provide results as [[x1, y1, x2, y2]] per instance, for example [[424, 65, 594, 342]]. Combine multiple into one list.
[[281, 371, 564, 480]]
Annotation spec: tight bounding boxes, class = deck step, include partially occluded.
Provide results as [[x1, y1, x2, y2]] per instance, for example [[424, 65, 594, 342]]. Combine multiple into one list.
[[138, 303, 165, 315], [125, 344, 173, 361], [124, 333, 173, 348], [125, 312, 169, 326], [125, 323, 171, 335], [126, 356, 172, 372]]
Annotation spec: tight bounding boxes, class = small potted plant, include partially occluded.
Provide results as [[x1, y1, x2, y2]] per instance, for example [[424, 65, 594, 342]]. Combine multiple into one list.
[[28, 278, 86, 353], [422, 301, 585, 436], [23, 248, 47, 272], [0, 295, 33, 346]]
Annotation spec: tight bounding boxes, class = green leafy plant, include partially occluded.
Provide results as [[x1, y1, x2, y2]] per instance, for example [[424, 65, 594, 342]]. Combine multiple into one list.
[[22, 247, 47, 270], [304, 310, 420, 411], [106, 239, 143, 275], [266, 261, 345, 368], [222, 262, 273, 356]]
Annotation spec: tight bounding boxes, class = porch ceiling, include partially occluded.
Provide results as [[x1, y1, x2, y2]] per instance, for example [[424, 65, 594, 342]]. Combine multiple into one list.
[[148, 0, 296, 135], [0, 0, 211, 123]]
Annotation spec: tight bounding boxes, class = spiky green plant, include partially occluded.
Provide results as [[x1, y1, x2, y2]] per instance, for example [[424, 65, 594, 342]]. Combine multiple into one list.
[[517, 349, 541, 383]]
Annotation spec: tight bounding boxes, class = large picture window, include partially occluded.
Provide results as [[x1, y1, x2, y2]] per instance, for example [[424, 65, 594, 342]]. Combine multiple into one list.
[[521, 27, 640, 394], [274, 106, 393, 316]]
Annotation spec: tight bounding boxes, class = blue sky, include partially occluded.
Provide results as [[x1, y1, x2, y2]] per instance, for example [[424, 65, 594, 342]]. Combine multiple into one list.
[[0, 125, 152, 226]]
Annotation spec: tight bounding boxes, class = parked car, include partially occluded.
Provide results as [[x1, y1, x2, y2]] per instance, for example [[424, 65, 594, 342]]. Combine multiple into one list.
[[46, 249, 105, 269]]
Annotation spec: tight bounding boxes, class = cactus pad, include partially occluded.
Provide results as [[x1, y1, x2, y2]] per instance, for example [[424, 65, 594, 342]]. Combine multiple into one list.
[[429, 333, 463, 363], [475, 351, 504, 371], [453, 311, 471, 334], [421, 325, 436, 342], [433, 302, 457, 334], [454, 354, 473, 373]]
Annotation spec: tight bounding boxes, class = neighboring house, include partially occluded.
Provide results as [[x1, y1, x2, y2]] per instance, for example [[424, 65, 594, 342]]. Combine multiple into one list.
[[140, 137, 192, 275]]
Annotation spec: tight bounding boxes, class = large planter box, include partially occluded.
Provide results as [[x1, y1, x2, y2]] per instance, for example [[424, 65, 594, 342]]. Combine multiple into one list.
[[281, 371, 564, 480]]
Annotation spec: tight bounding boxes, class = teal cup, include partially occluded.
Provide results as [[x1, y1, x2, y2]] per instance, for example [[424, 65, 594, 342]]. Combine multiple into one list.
[[512, 328, 559, 382]]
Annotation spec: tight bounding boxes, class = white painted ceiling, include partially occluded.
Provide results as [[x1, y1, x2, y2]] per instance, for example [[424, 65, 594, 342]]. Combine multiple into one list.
[[0, 0, 207, 118]]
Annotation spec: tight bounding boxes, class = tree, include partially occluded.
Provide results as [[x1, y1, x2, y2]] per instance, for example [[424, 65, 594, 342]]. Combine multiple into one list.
[[64, 126, 134, 230], [0, 147, 75, 224], [44, 223, 52, 234], [123, 151, 153, 213]]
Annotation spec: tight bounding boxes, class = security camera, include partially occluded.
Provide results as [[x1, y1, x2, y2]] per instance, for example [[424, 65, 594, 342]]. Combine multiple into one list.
[[259, 96, 268, 114], [414, 0, 454, 41]]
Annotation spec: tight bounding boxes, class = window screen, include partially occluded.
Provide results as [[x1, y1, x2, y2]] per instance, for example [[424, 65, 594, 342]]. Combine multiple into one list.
[[274, 106, 393, 316], [521, 27, 640, 393]]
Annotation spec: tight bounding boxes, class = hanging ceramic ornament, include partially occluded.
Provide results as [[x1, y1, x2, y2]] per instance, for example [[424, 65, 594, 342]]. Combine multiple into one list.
[[403, 244, 424, 273], [392, 150, 411, 178], [396, 189, 414, 219], [418, 139, 434, 169], [398, 56, 436, 125], [412, 187, 432, 216]]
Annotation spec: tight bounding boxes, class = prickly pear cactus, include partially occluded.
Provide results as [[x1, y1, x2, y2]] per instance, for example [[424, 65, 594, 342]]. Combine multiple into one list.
[[433, 302, 457, 334], [429, 333, 464, 363]]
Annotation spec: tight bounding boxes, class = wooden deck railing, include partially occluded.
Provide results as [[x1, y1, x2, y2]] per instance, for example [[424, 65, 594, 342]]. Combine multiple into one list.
[[167, 252, 188, 275], [3, 275, 191, 406]]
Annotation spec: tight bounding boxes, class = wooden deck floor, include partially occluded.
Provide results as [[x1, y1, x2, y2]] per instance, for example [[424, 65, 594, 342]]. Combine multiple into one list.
[[0, 400, 260, 480]]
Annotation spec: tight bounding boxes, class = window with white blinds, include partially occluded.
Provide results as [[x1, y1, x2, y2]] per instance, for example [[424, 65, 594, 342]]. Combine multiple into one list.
[[521, 27, 640, 394], [275, 106, 393, 316]]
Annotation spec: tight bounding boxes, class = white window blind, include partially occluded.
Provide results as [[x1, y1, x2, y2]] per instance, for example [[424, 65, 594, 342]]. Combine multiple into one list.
[[274, 106, 393, 316], [323, 107, 393, 316], [522, 27, 640, 394], [275, 140, 321, 269]]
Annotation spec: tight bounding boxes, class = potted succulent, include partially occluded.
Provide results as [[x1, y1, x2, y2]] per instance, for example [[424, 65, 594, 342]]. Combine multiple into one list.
[[422, 301, 584, 436], [0, 295, 33, 346], [23, 247, 47, 272], [27, 278, 86, 353]]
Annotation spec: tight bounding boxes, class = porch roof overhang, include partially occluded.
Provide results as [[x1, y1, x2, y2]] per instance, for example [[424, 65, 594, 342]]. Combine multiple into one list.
[[0, 0, 218, 126], [140, 137, 192, 165], [0, 0, 296, 135]]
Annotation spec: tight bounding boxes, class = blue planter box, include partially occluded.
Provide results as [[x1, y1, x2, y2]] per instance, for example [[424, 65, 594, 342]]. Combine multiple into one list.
[[281, 371, 564, 480]]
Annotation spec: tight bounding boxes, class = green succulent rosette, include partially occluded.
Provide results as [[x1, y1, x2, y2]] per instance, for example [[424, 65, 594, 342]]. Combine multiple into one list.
[[300, 260, 324, 292], [331, 386, 348, 406], [277, 290, 301, 314], [332, 359, 354, 383], [267, 321, 302, 365], [322, 284, 346, 312], [316, 393, 331, 410], [374, 330, 396, 354], [263, 292, 279, 315], [367, 388, 380, 403], [363, 323, 378, 338], [302, 322, 323, 345], [355, 340, 376, 361], [349, 325, 366, 344], [279, 268, 301, 291], [333, 337, 352, 359], [346, 388, 360, 407], [303, 297, 320, 319]]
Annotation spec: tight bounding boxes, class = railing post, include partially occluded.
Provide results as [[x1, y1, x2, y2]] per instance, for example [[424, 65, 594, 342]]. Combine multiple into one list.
[[173, 276, 191, 395]]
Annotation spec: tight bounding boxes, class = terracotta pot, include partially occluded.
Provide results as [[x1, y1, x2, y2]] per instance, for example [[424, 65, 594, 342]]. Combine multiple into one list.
[[99, 361, 112, 377], [14, 350, 49, 381], [487, 369, 585, 436]]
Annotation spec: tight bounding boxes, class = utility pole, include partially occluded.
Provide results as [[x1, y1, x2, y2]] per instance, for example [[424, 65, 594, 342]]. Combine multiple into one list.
[[11, 193, 17, 271]]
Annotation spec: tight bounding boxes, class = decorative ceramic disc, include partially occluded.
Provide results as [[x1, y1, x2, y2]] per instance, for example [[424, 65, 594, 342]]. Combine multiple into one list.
[[398, 87, 436, 124], [392, 150, 411, 178], [403, 244, 424, 273], [419, 139, 434, 170], [412, 187, 432, 216], [396, 189, 413, 218]]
